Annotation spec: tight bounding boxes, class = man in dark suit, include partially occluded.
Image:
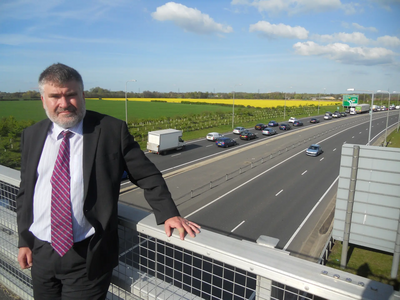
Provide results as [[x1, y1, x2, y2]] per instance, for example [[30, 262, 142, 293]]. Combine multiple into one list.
[[16, 63, 200, 299]]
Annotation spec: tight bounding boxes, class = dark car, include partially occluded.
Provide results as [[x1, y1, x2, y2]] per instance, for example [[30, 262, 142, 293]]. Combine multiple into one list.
[[254, 123, 267, 130], [293, 120, 303, 127], [310, 118, 320, 123], [279, 123, 291, 130], [216, 137, 237, 148], [268, 121, 279, 127], [262, 128, 277, 136], [306, 144, 323, 156], [240, 131, 257, 140], [340, 112, 347, 117]]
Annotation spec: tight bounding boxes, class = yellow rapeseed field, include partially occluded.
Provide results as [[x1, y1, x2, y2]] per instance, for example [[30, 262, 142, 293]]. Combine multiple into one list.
[[99, 98, 340, 108]]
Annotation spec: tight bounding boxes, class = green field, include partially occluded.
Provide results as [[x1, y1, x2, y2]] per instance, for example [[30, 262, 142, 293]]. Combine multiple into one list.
[[0, 99, 233, 122]]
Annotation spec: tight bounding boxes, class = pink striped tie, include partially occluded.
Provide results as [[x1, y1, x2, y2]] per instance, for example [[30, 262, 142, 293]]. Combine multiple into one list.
[[51, 130, 73, 257]]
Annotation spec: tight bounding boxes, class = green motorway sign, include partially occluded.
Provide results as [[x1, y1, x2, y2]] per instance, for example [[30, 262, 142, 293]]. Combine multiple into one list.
[[343, 95, 359, 106]]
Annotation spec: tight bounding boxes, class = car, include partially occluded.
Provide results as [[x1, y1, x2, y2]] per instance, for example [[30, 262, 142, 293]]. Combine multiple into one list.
[[254, 123, 267, 130], [340, 112, 347, 117], [279, 123, 291, 130], [216, 137, 237, 148], [288, 117, 298, 123], [306, 144, 323, 156], [325, 112, 333, 116], [240, 131, 257, 140], [332, 112, 341, 118], [310, 118, 320, 123], [293, 120, 303, 127], [233, 127, 246, 134], [324, 114, 332, 120], [262, 128, 277, 136], [206, 132, 223, 141], [268, 121, 279, 127]]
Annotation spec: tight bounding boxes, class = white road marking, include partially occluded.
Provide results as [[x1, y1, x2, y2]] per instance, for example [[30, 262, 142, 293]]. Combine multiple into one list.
[[333, 148, 336, 151], [184, 119, 395, 222], [276, 190, 283, 196], [283, 176, 339, 251], [206, 144, 213, 147], [231, 221, 245, 232], [301, 170, 307, 175], [171, 153, 181, 157], [320, 157, 324, 161]]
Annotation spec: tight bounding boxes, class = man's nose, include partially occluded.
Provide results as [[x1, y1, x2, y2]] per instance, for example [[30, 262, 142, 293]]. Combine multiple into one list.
[[58, 96, 70, 108]]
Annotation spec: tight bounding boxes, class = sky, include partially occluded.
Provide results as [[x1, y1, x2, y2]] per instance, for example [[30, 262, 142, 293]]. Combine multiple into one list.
[[1, 0, 400, 94]]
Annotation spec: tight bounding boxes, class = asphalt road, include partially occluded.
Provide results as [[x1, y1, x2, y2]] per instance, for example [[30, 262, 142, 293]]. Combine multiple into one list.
[[119, 111, 399, 258]]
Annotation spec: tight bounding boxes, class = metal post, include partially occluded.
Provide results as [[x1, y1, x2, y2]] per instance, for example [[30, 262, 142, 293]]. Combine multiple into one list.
[[232, 91, 235, 129], [125, 80, 137, 124], [341, 145, 360, 269], [391, 219, 400, 278], [385, 92, 391, 146], [367, 93, 374, 145]]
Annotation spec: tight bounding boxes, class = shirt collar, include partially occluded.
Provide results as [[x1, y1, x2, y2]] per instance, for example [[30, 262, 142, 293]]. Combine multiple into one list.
[[51, 120, 83, 140]]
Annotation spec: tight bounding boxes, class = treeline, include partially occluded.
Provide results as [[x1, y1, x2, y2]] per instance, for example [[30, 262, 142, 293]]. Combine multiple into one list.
[[1, 87, 344, 101]]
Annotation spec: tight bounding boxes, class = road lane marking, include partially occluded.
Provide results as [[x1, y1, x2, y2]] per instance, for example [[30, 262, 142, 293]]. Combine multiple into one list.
[[301, 170, 307, 175], [206, 144, 213, 147], [320, 157, 324, 161], [333, 148, 336, 151], [276, 190, 283, 196], [184, 120, 394, 219], [283, 176, 339, 251], [231, 221, 245, 232], [171, 153, 181, 157]]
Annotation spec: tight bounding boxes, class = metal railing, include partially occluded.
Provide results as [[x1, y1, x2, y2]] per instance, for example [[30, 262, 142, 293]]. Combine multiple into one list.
[[1, 164, 399, 300]]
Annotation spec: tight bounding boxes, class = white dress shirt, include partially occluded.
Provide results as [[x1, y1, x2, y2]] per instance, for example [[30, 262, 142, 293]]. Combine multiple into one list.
[[30, 121, 95, 243]]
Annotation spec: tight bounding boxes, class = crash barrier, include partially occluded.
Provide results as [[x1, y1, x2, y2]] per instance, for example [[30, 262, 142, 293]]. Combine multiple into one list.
[[1, 164, 399, 299]]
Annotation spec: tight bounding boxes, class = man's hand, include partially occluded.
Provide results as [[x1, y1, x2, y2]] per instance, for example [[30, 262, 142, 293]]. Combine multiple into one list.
[[164, 216, 201, 240], [18, 247, 32, 269]]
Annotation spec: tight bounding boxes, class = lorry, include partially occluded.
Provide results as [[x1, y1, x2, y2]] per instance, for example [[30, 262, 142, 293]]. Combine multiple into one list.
[[350, 104, 370, 115], [147, 129, 185, 155]]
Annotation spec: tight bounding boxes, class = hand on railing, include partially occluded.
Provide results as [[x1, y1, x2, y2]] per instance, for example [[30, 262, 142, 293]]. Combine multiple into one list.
[[164, 216, 201, 240]]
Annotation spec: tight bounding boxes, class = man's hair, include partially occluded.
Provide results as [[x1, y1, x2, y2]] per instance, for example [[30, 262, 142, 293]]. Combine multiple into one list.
[[38, 63, 84, 95]]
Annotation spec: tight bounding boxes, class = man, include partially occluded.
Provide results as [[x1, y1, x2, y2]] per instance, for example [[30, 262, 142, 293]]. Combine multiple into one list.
[[17, 63, 200, 299]]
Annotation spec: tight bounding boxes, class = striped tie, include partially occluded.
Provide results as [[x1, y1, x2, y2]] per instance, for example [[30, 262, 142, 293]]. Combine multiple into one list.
[[51, 130, 73, 257]]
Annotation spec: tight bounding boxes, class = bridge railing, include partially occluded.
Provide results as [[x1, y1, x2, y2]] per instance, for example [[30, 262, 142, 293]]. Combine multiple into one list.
[[1, 164, 398, 300]]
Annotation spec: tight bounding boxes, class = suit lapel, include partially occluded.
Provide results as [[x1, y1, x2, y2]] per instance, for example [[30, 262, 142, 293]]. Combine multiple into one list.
[[82, 112, 101, 201], [28, 119, 52, 182]]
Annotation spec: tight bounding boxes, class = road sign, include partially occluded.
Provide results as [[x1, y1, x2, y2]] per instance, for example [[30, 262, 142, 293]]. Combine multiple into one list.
[[343, 95, 359, 106]]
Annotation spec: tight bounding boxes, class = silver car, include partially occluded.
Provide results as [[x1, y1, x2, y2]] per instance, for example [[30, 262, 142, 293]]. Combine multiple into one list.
[[306, 144, 323, 156]]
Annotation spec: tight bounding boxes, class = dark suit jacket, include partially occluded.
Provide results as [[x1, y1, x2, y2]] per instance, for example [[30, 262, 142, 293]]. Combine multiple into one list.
[[17, 110, 180, 279]]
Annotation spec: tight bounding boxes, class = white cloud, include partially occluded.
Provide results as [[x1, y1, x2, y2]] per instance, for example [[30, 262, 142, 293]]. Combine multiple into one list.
[[377, 35, 400, 48], [293, 41, 396, 66], [0, 34, 49, 46], [249, 21, 308, 39], [312, 32, 370, 45], [232, 0, 342, 15], [352, 23, 378, 33], [152, 2, 233, 35]]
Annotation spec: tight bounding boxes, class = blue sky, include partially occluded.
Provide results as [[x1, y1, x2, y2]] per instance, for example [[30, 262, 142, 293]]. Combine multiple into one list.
[[1, 0, 399, 94]]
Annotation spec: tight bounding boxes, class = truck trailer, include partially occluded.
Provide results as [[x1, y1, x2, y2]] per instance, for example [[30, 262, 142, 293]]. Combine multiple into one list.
[[147, 129, 185, 155], [350, 104, 370, 115]]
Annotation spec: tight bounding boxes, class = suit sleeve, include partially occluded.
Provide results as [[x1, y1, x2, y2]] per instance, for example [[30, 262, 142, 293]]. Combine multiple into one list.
[[120, 122, 180, 224], [16, 129, 35, 249]]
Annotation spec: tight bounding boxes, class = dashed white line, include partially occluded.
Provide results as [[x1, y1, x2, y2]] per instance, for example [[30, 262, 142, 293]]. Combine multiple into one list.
[[301, 170, 307, 175], [276, 189, 283, 196], [231, 221, 245, 232], [333, 148, 336, 151], [171, 153, 182, 157], [320, 157, 324, 161]]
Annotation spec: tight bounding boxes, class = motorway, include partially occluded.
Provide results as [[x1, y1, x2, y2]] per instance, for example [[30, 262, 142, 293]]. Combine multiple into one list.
[[119, 110, 400, 259]]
